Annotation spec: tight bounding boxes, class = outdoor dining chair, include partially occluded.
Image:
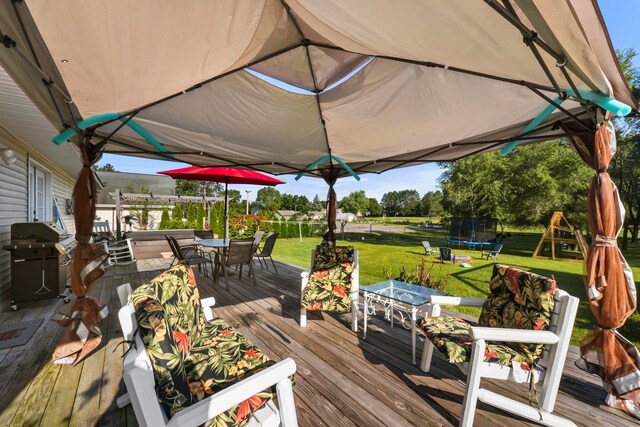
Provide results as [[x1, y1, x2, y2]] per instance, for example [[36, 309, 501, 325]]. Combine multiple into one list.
[[215, 239, 257, 288], [254, 232, 278, 272], [253, 230, 265, 252], [419, 264, 579, 427], [166, 235, 212, 278]]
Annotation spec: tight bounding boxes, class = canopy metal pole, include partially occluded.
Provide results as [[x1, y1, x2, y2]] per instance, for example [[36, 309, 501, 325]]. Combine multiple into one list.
[[224, 178, 229, 241]]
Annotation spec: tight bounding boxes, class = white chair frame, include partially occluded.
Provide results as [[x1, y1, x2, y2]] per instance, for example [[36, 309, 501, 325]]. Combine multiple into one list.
[[420, 290, 579, 427], [299, 250, 359, 332], [421, 241, 439, 256], [102, 238, 136, 276], [116, 283, 298, 427]]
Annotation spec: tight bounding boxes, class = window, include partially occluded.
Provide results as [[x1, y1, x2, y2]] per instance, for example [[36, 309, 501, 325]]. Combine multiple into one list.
[[28, 159, 53, 222]]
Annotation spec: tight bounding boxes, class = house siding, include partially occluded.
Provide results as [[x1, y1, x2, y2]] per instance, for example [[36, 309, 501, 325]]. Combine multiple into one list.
[[0, 139, 76, 292]]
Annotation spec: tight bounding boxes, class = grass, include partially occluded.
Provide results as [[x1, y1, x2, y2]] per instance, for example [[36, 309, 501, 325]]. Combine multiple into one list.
[[272, 227, 640, 347]]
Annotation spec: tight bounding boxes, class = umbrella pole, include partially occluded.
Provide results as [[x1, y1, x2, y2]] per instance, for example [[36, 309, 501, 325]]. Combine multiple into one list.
[[224, 179, 229, 241]]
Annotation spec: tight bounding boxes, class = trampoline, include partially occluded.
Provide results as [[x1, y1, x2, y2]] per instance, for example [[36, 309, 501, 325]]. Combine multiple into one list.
[[446, 217, 503, 249]]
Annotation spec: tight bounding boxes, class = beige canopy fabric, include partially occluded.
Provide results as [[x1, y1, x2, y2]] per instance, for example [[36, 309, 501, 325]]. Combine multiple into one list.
[[0, 0, 635, 178], [0, 0, 638, 416]]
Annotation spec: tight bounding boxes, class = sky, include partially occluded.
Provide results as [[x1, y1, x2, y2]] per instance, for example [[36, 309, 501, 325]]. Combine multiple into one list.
[[96, 1, 640, 203]]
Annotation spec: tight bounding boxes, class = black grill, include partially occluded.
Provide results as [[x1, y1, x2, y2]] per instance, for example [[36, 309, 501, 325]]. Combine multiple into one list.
[[3, 222, 74, 311]]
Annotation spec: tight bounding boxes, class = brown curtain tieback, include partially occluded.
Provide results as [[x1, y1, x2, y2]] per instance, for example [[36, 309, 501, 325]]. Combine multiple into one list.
[[593, 234, 617, 247]]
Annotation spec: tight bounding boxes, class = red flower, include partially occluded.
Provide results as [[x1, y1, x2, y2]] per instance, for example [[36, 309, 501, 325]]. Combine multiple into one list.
[[236, 395, 265, 423], [306, 302, 322, 311], [246, 349, 260, 358], [533, 319, 545, 330], [484, 349, 497, 358], [333, 285, 347, 297], [220, 329, 233, 335], [173, 330, 191, 354]]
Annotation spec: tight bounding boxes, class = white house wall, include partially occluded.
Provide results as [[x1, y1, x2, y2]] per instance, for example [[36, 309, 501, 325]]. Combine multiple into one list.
[[0, 129, 76, 292]]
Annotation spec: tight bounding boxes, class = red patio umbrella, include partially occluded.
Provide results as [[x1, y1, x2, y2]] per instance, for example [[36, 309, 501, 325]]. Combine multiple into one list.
[[158, 166, 285, 239]]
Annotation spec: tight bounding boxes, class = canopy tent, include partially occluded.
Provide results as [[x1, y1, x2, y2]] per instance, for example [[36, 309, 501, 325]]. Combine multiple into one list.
[[0, 0, 638, 419]]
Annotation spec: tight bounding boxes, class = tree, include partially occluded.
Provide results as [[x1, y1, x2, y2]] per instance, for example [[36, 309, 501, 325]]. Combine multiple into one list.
[[197, 203, 206, 229], [96, 163, 117, 172], [280, 193, 310, 213], [381, 191, 402, 216], [610, 48, 640, 247], [421, 191, 444, 217], [256, 187, 282, 214], [227, 189, 243, 213], [339, 190, 368, 215], [186, 202, 196, 222], [172, 203, 183, 221], [367, 198, 382, 217], [311, 194, 324, 211], [159, 208, 171, 229], [438, 141, 593, 227], [174, 180, 223, 197]]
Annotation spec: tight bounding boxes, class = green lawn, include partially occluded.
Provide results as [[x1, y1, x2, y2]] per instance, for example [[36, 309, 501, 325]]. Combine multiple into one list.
[[272, 228, 640, 347]]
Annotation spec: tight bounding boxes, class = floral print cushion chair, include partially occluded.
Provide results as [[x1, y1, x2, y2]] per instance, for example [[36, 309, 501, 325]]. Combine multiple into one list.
[[117, 263, 298, 427], [299, 245, 359, 331], [418, 264, 579, 427]]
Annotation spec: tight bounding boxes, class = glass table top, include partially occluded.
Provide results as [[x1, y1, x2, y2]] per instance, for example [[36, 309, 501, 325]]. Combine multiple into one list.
[[361, 280, 444, 306]]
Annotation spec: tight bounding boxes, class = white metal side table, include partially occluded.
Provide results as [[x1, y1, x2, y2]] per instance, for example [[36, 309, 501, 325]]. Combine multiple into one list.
[[361, 280, 444, 364]]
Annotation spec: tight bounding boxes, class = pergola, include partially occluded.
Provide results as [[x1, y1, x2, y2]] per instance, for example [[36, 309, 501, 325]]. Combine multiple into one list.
[[0, 0, 638, 418]]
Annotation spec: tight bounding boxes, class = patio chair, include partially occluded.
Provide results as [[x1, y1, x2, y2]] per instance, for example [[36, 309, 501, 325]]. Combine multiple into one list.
[[116, 264, 298, 427], [439, 247, 452, 263], [421, 241, 439, 256], [215, 239, 257, 288], [481, 243, 503, 260], [300, 245, 359, 332], [253, 230, 265, 251], [419, 265, 579, 427], [254, 232, 278, 272], [102, 238, 136, 276], [167, 235, 212, 278]]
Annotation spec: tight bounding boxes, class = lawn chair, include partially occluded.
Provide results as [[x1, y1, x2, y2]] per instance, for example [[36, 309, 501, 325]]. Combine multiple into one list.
[[421, 241, 439, 256], [481, 243, 503, 260], [419, 265, 579, 427], [167, 235, 212, 278], [254, 232, 278, 272], [215, 239, 257, 288], [116, 264, 298, 427], [300, 245, 359, 332], [439, 247, 452, 263]]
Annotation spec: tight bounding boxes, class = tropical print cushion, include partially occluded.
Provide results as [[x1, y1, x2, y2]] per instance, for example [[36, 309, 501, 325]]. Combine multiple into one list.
[[131, 263, 277, 426], [301, 245, 355, 312], [419, 264, 556, 367], [419, 315, 532, 366], [478, 264, 556, 363]]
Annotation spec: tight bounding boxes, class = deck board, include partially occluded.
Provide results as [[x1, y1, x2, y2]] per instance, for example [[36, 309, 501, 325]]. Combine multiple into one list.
[[0, 258, 638, 427]]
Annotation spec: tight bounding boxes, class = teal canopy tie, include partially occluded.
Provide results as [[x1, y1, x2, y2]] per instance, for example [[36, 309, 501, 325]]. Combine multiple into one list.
[[295, 154, 360, 181], [52, 113, 172, 158]]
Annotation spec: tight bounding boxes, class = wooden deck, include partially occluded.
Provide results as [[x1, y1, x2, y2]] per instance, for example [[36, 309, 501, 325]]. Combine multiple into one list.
[[0, 257, 638, 427]]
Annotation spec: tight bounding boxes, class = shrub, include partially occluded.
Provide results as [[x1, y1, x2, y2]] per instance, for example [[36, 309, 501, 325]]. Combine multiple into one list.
[[159, 209, 171, 230], [172, 204, 183, 220]]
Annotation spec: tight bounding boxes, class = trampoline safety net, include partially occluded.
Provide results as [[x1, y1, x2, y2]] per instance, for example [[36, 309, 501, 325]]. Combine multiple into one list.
[[449, 218, 500, 243]]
